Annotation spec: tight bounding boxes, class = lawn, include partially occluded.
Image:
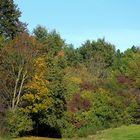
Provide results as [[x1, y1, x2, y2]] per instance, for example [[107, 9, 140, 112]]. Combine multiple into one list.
[[94, 125, 140, 140], [1, 125, 140, 140]]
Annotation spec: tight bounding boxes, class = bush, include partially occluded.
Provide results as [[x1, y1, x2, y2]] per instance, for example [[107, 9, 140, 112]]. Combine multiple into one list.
[[62, 88, 137, 138], [77, 125, 99, 137], [91, 89, 137, 127], [61, 121, 75, 138], [6, 110, 33, 137], [61, 115, 103, 138]]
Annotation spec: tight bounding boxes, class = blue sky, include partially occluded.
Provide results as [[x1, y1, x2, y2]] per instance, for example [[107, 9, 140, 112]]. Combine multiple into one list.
[[14, 0, 140, 51]]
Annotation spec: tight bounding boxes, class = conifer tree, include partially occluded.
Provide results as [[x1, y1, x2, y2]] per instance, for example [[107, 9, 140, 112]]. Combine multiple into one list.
[[0, 0, 26, 39]]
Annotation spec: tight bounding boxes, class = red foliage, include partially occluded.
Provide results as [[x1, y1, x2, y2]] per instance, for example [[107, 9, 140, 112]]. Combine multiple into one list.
[[69, 114, 86, 128], [67, 93, 91, 113], [80, 80, 94, 91], [117, 75, 136, 87]]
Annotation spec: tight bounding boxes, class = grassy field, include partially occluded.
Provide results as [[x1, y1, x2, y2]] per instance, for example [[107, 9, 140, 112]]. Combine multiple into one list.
[[94, 125, 140, 140], [1, 125, 140, 140]]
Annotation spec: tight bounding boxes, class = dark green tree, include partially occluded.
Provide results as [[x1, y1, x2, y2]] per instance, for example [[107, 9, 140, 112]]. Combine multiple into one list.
[[79, 38, 115, 81], [43, 56, 66, 128], [45, 30, 65, 57], [79, 38, 115, 67], [33, 25, 48, 42], [42, 31, 66, 131], [0, 0, 26, 39], [64, 44, 82, 66]]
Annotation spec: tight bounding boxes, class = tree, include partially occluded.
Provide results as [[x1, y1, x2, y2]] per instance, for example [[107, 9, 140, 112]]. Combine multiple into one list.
[[64, 44, 82, 66], [36, 31, 67, 137], [79, 38, 115, 67], [0, 0, 26, 39], [78, 39, 115, 85], [0, 33, 37, 110], [22, 56, 49, 113], [33, 25, 48, 42], [6, 110, 33, 137], [45, 30, 65, 57]]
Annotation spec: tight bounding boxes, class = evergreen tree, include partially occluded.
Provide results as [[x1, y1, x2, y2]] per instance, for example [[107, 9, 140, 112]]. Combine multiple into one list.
[[39, 31, 67, 136], [0, 0, 26, 39], [33, 25, 48, 42]]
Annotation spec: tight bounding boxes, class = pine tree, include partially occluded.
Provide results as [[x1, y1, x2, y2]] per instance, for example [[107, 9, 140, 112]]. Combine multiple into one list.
[[0, 0, 26, 39]]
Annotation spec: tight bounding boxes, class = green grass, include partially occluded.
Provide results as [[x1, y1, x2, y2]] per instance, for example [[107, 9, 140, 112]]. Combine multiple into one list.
[[94, 125, 140, 140], [1, 125, 140, 140]]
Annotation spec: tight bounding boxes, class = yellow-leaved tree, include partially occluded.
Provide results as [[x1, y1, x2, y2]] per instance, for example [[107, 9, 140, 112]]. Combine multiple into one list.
[[22, 56, 50, 113]]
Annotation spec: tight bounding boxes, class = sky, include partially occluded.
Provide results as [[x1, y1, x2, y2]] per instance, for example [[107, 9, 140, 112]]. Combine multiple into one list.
[[14, 0, 140, 51]]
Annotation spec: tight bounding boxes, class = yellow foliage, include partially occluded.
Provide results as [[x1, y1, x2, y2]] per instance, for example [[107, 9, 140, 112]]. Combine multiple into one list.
[[69, 77, 82, 84], [23, 93, 34, 101], [22, 56, 49, 113], [81, 91, 91, 99]]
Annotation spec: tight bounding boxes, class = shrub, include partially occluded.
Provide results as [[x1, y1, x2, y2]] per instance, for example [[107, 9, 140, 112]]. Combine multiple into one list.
[[61, 121, 75, 138], [62, 88, 137, 138], [77, 125, 98, 137], [6, 109, 33, 137]]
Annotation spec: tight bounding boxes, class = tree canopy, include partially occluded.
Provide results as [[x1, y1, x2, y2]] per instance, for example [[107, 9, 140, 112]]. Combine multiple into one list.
[[0, 1, 140, 138], [0, 0, 26, 39]]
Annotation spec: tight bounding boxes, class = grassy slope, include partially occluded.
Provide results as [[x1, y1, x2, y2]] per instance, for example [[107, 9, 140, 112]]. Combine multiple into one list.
[[94, 125, 140, 140], [1, 125, 140, 140]]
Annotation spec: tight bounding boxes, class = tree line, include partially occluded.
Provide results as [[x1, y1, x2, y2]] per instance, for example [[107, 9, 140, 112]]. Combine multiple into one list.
[[0, 0, 140, 138]]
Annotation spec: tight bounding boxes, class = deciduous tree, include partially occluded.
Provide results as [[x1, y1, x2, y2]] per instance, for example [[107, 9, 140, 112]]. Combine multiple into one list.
[[0, 33, 37, 110]]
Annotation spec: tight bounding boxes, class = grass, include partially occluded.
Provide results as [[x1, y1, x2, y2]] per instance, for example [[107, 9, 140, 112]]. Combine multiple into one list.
[[94, 125, 140, 140], [1, 125, 140, 140], [16, 137, 58, 140], [0, 137, 58, 140]]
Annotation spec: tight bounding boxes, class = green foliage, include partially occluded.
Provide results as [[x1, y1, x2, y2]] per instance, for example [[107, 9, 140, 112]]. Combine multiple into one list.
[[79, 38, 115, 67], [6, 110, 33, 137], [0, 20, 139, 139], [41, 56, 66, 129], [61, 121, 75, 138], [45, 30, 65, 57], [0, 36, 5, 48], [0, 0, 26, 39], [33, 25, 48, 42], [27, 30, 68, 137], [92, 89, 136, 127], [77, 125, 100, 137], [62, 88, 137, 138], [64, 45, 82, 66]]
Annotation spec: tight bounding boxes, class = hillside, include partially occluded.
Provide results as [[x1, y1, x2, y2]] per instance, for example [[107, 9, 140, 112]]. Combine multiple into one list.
[[94, 125, 140, 140]]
